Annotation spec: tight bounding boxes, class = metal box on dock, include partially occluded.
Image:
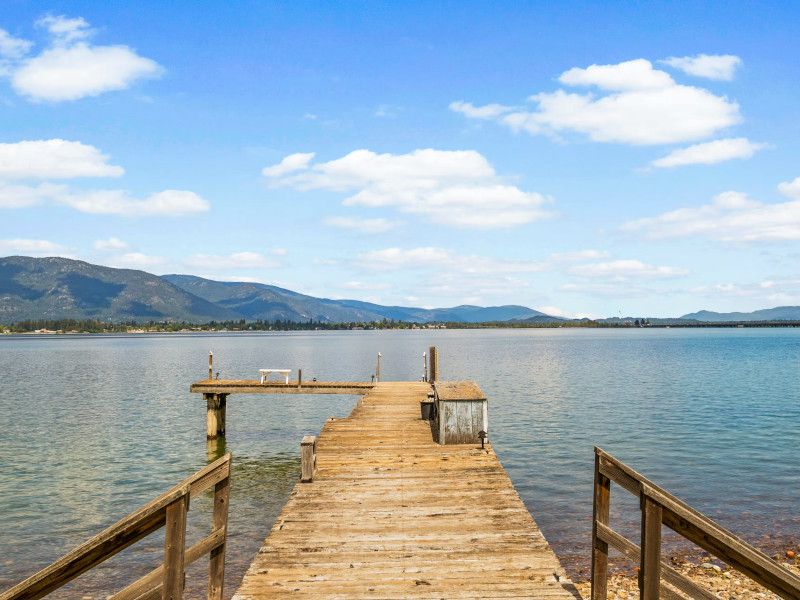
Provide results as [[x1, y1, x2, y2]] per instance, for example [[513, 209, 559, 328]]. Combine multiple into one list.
[[433, 381, 488, 445]]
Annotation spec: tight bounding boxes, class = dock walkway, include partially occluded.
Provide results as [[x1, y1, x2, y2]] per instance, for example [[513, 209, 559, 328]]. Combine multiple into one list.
[[233, 381, 579, 599]]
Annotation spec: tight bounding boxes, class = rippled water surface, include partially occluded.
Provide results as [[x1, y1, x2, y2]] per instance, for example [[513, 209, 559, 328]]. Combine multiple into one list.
[[1, 329, 798, 596]]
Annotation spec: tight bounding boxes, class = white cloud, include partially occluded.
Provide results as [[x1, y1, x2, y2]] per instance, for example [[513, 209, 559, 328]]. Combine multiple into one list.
[[355, 247, 550, 275], [651, 138, 767, 168], [36, 15, 92, 43], [262, 152, 315, 177], [323, 216, 399, 233], [0, 238, 74, 256], [13, 43, 161, 101], [453, 59, 741, 145], [449, 101, 515, 119], [270, 248, 287, 256], [621, 183, 800, 243], [111, 252, 168, 269], [559, 58, 675, 91], [549, 250, 611, 261], [777, 177, 800, 199], [267, 148, 553, 229], [5, 15, 161, 102], [661, 54, 742, 81], [0, 182, 66, 208], [58, 189, 209, 216], [0, 29, 33, 59], [559, 282, 667, 298], [569, 259, 689, 279], [183, 252, 280, 270], [374, 104, 402, 118], [689, 277, 800, 306], [0, 139, 124, 179], [93, 237, 130, 251], [340, 281, 392, 291]]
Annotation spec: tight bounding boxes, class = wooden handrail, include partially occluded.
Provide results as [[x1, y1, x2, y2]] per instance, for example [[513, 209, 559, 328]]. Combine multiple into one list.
[[1, 453, 232, 600], [591, 447, 800, 600]]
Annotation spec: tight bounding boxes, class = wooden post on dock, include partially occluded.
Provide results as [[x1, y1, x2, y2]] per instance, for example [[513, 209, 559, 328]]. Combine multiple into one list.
[[301, 435, 316, 482], [205, 393, 227, 439], [376, 352, 381, 383], [591, 451, 611, 600], [429, 346, 438, 383], [163, 492, 189, 600], [208, 351, 213, 380], [298, 369, 302, 388], [639, 495, 662, 600], [208, 469, 230, 600]]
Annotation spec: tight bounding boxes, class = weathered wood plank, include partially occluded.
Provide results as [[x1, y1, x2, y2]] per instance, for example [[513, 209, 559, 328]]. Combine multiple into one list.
[[191, 380, 375, 394], [231, 382, 577, 600]]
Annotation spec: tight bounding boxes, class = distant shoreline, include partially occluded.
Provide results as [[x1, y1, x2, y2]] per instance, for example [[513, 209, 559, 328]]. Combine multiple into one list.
[[4, 320, 800, 335]]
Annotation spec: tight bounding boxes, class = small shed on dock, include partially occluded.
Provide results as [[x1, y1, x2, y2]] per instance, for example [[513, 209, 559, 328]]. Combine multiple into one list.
[[433, 381, 488, 444]]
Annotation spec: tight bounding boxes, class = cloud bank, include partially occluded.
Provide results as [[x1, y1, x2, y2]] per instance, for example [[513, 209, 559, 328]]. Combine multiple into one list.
[[264, 148, 553, 228]]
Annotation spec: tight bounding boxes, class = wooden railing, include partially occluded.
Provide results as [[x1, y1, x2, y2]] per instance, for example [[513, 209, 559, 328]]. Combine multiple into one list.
[[592, 448, 800, 600], [1, 453, 232, 600]]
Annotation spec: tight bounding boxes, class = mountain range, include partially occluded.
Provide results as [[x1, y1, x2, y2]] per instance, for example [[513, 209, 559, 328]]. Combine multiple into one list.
[[3, 256, 800, 325], [0, 256, 551, 324]]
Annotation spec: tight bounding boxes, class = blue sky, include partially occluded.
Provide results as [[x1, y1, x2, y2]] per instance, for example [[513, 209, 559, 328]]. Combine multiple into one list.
[[2, 1, 800, 318]]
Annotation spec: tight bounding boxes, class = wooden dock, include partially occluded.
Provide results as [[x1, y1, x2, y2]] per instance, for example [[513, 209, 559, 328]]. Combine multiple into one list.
[[232, 381, 579, 599]]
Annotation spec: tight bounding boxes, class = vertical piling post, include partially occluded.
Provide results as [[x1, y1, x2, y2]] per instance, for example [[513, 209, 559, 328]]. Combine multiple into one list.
[[206, 393, 227, 439], [423, 351, 428, 382], [591, 450, 611, 600], [376, 352, 381, 383], [301, 435, 317, 482], [298, 368, 302, 388], [208, 351, 213, 380]]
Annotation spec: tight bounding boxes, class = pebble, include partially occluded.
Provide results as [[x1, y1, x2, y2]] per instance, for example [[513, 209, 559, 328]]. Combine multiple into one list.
[[787, 550, 796, 558], [701, 562, 721, 571]]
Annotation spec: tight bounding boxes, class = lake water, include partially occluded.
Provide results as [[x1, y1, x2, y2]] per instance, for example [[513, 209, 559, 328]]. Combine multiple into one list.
[[1, 328, 799, 597]]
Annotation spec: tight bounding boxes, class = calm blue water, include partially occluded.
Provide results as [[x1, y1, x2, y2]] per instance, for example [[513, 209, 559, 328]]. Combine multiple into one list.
[[1, 329, 798, 596]]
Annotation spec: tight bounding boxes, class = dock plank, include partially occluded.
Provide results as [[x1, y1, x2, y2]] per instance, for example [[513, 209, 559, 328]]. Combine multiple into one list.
[[233, 381, 579, 599]]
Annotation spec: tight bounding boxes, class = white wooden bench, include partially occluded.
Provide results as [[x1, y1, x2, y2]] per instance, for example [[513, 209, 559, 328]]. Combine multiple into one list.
[[260, 369, 291, 384]]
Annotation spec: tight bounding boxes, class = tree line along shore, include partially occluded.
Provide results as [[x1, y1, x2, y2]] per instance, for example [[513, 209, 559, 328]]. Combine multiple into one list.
[[3, 317, 800, 334]]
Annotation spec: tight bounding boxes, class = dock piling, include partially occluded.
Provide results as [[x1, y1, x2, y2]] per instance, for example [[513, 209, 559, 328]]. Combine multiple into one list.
[[205, 393, 227, 439], [208, 351, 213, 381]]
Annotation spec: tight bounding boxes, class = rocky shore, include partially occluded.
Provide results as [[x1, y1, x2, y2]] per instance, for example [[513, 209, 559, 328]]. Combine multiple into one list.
[[573, 549, 800, 600]]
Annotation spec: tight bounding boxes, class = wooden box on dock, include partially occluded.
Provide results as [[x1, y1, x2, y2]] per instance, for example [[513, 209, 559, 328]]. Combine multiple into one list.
[[433, 381, 488, 445]]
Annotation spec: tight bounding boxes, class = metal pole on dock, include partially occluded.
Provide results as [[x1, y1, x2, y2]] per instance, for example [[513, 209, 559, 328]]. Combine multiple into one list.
[[423, 351, 427, 382], [376, 352, 381, 383]]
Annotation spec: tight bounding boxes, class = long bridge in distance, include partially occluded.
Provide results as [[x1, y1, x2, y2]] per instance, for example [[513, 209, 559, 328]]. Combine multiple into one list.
[[3, 347, 799, 600]]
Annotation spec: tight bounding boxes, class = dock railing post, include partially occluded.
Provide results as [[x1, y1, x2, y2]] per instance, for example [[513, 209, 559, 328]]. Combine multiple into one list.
[[376, 352, 381, 383], [298, 368, 302, 388], [163, 490, 190, 600], [208, 468, 230, 600], [208, 351, 213, 381], [591, 449, 610, 600], [423, 351, 427, 382], [301, 435, 317, 482], [640, 493, 663, 600]]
